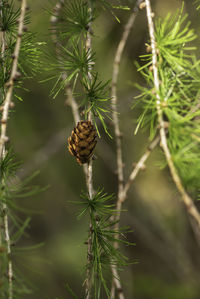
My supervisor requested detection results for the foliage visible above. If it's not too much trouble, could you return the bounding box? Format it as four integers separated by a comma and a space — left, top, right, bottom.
0, 2, 44, 103
135, 8, 200, 193
46, 0, 113, 137
77, 189, 130, 297
0, 1, 43, 297
0, 150, 43, 298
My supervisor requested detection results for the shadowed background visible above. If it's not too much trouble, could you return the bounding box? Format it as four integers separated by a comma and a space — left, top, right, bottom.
8, 0, 200, 298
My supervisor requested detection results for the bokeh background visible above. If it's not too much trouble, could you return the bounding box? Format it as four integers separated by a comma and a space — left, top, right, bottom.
8, 0, 200, 298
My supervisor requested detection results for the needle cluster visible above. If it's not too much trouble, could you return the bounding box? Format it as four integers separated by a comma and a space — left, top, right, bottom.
135, 7, 200, 195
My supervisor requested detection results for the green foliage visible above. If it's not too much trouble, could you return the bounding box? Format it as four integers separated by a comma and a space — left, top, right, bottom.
0, 1, 44, 297
135, 8, 200, 192
49, 42, 95, 98
194, 0, 200, 10
0, 2, 43, 104
0, 0, 20, 33
155, 10, 196, 71
47, 1, 133, 297
82, 74, 112, 137
55, 0, 95, 40
0, 150, 43, 298
77, 189, 130, 298
47, 0, 112, 136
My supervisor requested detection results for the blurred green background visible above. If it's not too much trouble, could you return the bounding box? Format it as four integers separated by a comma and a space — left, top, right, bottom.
8, 0, 200, 298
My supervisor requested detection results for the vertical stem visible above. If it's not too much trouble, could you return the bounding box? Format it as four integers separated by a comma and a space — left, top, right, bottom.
0, 0, 27, 158
2, 205, 13, 299
145, 0, 200, 233
0, 1, 27, 298
110, 3, 140, 297
85, 3, 94, 297
50, 2, 94, 294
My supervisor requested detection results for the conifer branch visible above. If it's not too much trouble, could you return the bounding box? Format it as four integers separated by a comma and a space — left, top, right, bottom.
0, 0, 27, 159
110, 3, 141, 298
2, 205, 13, 299
50, 1, 94, 297
85, 8, 94, 195
145, 0, 200, 233
50, 0, 80, 123
0, 1, 27, 298
85, 3, 94, 298
0, 0, 5, 250
50, 1, 81, 124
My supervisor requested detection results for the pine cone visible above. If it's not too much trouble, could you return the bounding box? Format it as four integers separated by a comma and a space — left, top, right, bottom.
68, 120, 97, 165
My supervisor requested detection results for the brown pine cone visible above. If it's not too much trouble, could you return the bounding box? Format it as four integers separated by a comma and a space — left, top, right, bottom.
68, 120, 97, 165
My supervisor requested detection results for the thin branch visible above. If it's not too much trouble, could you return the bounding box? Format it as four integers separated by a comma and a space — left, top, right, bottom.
111, 4, 140, 215
51, 1, 94, 297
110, 2, 141, 298
0, 0, 27, 159
0, 1, 27, 298
2, 205, 13, 299
0, 0, 5, 255
85, 2, 94, 297
85, 2, 94, 196
50, 0, 80, 124
122, 135, 160, 201
145, 0, 200, 233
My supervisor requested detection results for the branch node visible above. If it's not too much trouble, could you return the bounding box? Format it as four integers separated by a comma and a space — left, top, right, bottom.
5, 80, 13, 88
9, 101, 15, 108
146, 45, 152, 53
139, 2, 146, 10
23, 25, 28, 32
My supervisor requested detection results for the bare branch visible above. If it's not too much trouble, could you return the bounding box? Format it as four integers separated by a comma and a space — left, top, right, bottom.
122, 135, 160, 201
110, 2, 141, 298
2, 205, 13, 299
111, 6, 139, 210
145, 0, 200, 234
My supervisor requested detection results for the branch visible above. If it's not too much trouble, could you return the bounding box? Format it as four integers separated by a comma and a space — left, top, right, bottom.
2, 205, 13, 299
84, 3, 94, 297
111, 4, 140, 210
110, 2, 141, 298
51, 1, 94, 297
122, 135, 160, 201
145, 0, 200, 234
0, 1, 27, 298
0, 0, 27, 159
50, 0, 80, 124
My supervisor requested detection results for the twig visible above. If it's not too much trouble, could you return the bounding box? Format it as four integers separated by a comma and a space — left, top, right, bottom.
50, 1, 80, 124
85, 2, 94, 297
111, 3, 140, 215
2, 206, 13, 299
122, 135, 160, 201
145, 0, 200, 234
51, 1, 94, 297
0, 0, 5, 255
0, 1, 27, 298
110, 2, 141, 298
0, 0, 26, 159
